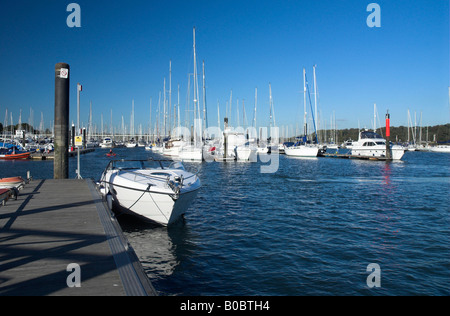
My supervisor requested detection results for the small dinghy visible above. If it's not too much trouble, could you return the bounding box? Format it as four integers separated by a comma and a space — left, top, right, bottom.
0, 176, 25, 189
98, 158, 201, 226
0, 148, 31, 160
0, 176, 26, 200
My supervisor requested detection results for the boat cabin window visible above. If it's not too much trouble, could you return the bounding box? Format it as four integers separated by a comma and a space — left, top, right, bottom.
361, 131, 383, 139
111, 159, 176, 170
363, 142, 376, 147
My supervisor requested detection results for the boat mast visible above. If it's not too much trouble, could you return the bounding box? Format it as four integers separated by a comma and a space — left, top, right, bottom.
121, 115, 124, 142
149, 98, 152, 142
163, 77, 166, 138
202, 60, 207, 133
373, 103, 377, 133
192, 26, 199, 146
253, 87, 257, 131
169, 60, 172, 137
303, 67, 307, 140
177, 84, 180, 137
313, 65, 318, 142
217, 100, 220, 130
131, 99, 135, 140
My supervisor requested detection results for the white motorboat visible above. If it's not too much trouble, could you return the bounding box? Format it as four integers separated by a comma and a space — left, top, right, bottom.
351, 130, 405, 160
429, 145, 450, 153
100, 137, 115, 148
284, 143, 319, 157
98, 158, 201, 226
125, 139, 137, 148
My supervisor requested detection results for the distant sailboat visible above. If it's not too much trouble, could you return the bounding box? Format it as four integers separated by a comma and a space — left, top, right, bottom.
179, 27, 203, 161
284, 67, 319, 157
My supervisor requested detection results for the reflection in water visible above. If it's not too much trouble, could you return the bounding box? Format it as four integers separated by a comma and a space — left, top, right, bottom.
118, 215, 195, 282
369, 162, 401, 271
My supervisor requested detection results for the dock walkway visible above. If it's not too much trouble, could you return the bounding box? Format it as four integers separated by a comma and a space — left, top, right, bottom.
0, 178, 156, 296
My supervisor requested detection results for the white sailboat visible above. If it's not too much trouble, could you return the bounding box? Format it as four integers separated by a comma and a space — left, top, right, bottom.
284, 67, 319, 157
179, 27, 203, 161
430, 145, 450, 153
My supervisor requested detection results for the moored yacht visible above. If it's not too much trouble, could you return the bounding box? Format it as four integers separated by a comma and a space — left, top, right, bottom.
284, 143, 319, 157
429, 145, 450, 153
98, 158, 201, 226
100, 137, 115, 148
351, 130, 405, 160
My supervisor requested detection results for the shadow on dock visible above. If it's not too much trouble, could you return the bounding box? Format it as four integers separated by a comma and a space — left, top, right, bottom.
0, 179, 156, 296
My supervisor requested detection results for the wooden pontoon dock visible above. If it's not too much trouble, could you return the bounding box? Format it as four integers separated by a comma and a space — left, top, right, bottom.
0, 178, 156, 296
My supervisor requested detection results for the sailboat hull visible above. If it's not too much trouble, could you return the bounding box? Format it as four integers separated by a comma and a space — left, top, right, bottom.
284, 145, 319, 157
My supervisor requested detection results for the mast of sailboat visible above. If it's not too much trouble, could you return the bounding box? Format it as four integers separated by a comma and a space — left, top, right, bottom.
177, 84, 180, 138
169, 60, 172, 137
202, 60, 208, 134
131, 99, 135, 140
149, 98, 152, 142
373, 103, 377, 133
237, 98, 239, 127
253, 87, 257, 130
193, 26, 197, 146
269, 83, 274, 129
157, 90, 161, 142
229, 90, 232, 127
313, 65, 318, 143
110, 108, 113, 139
121, 115, 124, 142
163, 77, 166, 138
88, 101, 92, 141
217, 100, 220, 130
303, 67, 307, 140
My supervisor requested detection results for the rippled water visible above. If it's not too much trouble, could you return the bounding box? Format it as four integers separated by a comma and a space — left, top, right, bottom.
2, 148, 449, 295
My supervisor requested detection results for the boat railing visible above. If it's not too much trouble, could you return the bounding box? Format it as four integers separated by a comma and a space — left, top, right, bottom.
102, 158, 200, 187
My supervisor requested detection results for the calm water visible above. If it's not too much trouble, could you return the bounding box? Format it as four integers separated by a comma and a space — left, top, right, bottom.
1, 148, 449, 295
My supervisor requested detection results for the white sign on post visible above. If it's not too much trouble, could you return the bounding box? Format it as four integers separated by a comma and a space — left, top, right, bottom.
60, 68, 69, 79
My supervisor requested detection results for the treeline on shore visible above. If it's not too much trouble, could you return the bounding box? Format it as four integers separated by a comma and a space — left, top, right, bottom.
284, 123, 450, 144
2, 122, 450, 144
321, 124, 450, 144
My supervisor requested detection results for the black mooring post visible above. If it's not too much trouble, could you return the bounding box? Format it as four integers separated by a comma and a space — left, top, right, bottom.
223, 117, 228, 158
54, 63, 70, 179
71, 124, 75, 150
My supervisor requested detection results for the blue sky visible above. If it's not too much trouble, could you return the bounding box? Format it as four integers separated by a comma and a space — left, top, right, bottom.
0, 0, 448, 136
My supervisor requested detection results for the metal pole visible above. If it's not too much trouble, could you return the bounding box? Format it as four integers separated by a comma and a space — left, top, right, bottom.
76, 83, 82, 179
54, 63, 70, 179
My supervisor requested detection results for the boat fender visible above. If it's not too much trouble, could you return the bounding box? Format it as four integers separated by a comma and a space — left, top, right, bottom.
106, 193, 113, 210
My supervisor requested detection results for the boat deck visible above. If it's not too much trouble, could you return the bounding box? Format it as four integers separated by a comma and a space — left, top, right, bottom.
0, 178, 156, 296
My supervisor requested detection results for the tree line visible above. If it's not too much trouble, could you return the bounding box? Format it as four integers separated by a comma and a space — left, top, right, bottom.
328, 124, 450, 144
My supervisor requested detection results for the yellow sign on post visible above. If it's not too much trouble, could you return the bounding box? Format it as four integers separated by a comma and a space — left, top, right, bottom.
75, 136, 83, 147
